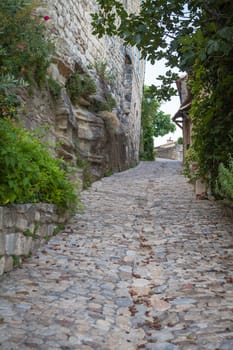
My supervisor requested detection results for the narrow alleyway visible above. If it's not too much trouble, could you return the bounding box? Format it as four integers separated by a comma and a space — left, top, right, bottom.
0, 159, 233, 350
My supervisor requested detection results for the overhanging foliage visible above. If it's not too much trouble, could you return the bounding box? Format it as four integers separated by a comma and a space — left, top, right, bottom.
92, 0, 233, 191
140, 86, 175, 161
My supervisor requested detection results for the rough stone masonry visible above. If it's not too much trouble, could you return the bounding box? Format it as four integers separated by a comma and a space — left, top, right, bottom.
23, 0, 145, 178
0, 0, 144, 277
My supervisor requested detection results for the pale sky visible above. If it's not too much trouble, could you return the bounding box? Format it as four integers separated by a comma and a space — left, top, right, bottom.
144, 60, 183, 146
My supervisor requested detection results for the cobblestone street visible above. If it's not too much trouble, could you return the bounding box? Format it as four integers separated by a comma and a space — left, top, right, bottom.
0, 159, 233, 350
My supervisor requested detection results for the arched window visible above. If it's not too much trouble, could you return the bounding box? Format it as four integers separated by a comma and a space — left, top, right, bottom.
125, 54, 132, 65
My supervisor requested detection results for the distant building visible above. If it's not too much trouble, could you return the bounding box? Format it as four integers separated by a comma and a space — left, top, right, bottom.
155, 138, 183, 161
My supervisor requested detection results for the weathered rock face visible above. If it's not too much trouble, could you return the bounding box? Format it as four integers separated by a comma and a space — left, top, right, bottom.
22, 0, 145, 179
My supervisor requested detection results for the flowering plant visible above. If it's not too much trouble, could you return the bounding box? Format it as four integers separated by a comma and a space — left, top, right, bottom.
0, 0, 53, 85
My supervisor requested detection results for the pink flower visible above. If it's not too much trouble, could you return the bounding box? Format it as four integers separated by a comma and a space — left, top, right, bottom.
44, 15, 50, 21
17, 45, 25, 51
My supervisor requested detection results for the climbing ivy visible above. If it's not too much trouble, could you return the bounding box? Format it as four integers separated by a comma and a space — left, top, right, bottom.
216, 158, 233, 201
188, 6, 233, 188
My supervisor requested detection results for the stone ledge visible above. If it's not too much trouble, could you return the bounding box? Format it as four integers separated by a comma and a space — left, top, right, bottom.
0, 203, 70, 275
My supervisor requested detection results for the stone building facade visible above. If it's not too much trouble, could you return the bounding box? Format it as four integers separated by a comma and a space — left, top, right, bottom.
23, 0, 145, 179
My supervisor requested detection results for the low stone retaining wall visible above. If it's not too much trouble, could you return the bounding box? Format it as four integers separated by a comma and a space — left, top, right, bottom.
0, 204, 70, 275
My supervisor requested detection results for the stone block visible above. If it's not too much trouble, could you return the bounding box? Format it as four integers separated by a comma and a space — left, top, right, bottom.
4, 256, 13, 273
75, 108, 104, 125
0, 207, 3, 230
0, 256, 5, 275
78, 126, 94, 140
56, 118, 69, 130
47, 224, 57, 237
15, 204, 32, 214
3, 208, 16, 228
35, 211, 41, 222
47, 63, 66, 84
28, 223, 35, 234
20, 236, 33, 256
195, 179, 207, 199
37, 224, 47, 237
0, 232, 5, 255
5, 233, 32, 256
78, 139, 91, 153
15, 217, 28, 232
22, 204, 36, 221
5, 233, 18, 255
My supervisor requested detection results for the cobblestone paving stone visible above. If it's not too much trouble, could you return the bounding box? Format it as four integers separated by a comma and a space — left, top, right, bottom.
0, 159, 233, 350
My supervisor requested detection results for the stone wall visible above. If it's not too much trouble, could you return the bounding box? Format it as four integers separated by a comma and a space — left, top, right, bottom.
21, 0, 145, 179
0, 1, 144, 275
0, 204, 69, 275
155, 142, 183, 161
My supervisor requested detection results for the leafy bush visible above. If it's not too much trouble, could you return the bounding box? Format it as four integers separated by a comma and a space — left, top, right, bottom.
216, 159, 233, 200
0, 1, 78, 212
66, 72, 96, 104
0, 73, 28, 92
76, 155, 93, 190
0, 0, 53, 85
94, 60, 115, 87
47, 77, 62, 99
0, 91, 19, 119
177, 137, 183, 145
0, 73, 29, 119
140, 86, 175, 161
97, 92, 116, 112
0, 118, 78, 210
140, 121, 155, 161
183, 146, 199, 183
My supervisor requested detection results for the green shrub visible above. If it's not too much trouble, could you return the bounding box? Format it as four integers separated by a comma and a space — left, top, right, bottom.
0, 91, 19, 119
139, 119, 155, 161
0, 0, 53, 86
0, 118, 78, 210
0, 73, 29, 119
97, 92, 116, 112
177, 137, 183, 145
47, 78, 62, 99
0, 73, 28, 93
66, 72, 96, 104
53, 224, 65, 236
94, 60, 115, 87
183, 146, 199, 183
216, 159, 233, 200
76, 155, 93, 189
23, 229, 37, 239
12, 255, 21, 267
